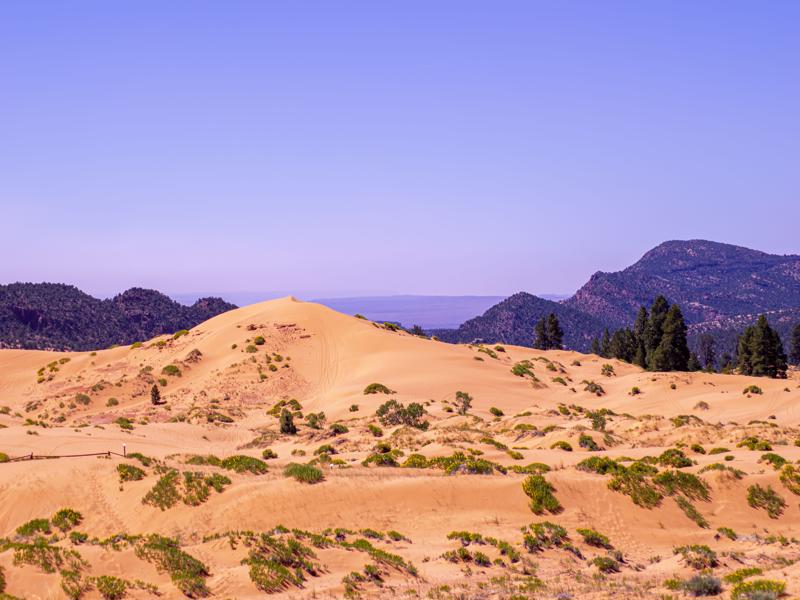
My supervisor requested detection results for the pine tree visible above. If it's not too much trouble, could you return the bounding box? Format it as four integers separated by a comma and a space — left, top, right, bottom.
737, 328, 754, 375
546, 313, 564, 350
610, 329, 636, 363
791, 323, 800, 366
600, 329, 611, 359
632, 306, 649, 368
644, 295, 670, 368
697, 334, 717, 371
687, 352, 702, 371
533, 318, 549, 350
649, 304, 689, 371
279, 408, 297, 434
150, 384, 162, 406
591, 337, 601, 356
719, 351, 733, 373
745, 315, 787, 378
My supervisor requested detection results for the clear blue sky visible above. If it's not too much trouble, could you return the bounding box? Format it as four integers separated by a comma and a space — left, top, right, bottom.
2, 1, 798, 299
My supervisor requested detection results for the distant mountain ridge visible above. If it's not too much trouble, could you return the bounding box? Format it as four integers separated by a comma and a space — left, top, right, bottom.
437, 240, 800, 352
0, 283, 236, 351
431, 292, 609, 349
564, 240, 800, 328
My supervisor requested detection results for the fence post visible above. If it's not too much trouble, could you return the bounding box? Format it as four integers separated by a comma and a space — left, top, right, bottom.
123, 444, 127, 458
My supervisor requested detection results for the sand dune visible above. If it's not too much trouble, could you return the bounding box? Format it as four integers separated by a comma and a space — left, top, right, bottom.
1, 297, 799, 599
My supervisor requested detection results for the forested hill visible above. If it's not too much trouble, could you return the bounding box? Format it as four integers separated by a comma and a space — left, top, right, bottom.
0, 283, 236, 351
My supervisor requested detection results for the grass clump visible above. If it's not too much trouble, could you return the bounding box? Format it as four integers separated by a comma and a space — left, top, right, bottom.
577, 456, 624, 476
135, 534, 209, 597
522, 475, 562, 515
747, 484, 786, 518
738, 436, 772, 451
284, 463, 325, 484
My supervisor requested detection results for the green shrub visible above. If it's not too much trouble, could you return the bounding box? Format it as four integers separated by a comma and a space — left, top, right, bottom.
591, 556, 619, 573
550, 441, 572, 452
305, 412, 326, 430
142, 470, 181, 510
403, 454, 429, 469
284, 463, 325, 484
730, 579, 785, 600
489, 407, 504, 417
582, 380, 605, 396
173, 330, 189, 339
682, 574, 722, 597
364, 383, 394, 395
220, 455, 269, 474
16, 518, 51, 537
630, 386, 641, 395
261, 449, 278, 460
675, 496, 709, 528
75, 393, 90, 405
742, 385, 763, 395
106, 398, 119, 407
367, 423, 383, 437
578, 434, 600, 451
724, 568, 763, 584
349, 404, 359, 412
114, 417, 134, 430
708, 447, 730, 455
673, 545, 718, 570
51, 509, 82, 532
601, 363, 615, 376
279, 409, 297, 435
747, 484, 785, 518
161, 364, 181, 377
135, 534, 209, 597
780, 464, 800, 494
245, 344, 258, 353
738, 436, 772, 451
362, 453, 398, 467
760, 452, 787, 470
717, 527, 738, 540
653, 470, 710, 501
575, 528, 611, 548
608, 471, 663, 508
576, 456, 624, 476
523, 521, 568, 551
657, 448, 692, 468
94, 575, 127, 600
330, 423, 349, 435
253, 335, 265, 345
375, 400, 428, 429
0, 452, 9, 463
522, 476, 562, 515
690, 443, 706, 454
117, 463, 146, 482
455, 391, 472, 415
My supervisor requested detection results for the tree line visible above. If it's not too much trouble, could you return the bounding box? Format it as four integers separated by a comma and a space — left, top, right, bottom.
534, 295, 800, 379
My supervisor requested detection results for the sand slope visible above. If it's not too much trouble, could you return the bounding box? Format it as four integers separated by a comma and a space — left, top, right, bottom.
1, 297, 799, 599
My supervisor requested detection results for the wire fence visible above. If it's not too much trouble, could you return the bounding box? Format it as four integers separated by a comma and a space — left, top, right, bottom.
3, 448, 128, 462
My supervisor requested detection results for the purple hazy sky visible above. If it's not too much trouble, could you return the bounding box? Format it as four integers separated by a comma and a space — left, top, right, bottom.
2, 1, 798, 299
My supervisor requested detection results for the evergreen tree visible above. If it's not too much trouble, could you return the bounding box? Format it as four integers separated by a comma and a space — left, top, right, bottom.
150, 384, 161, 406
687, 352, 702, 371
632, 306, 649, 368
719, 351, 733, 373
533, 318, 549, 350
737, 328, 754, 375
591, 337, 601, 356
644, 295, 670, 367
742, 315, 787, 378
649, 304, 689, 371
790, 323, 800, 366
279, 408, 297, 434
600, 329, 611, 359
546, 313, 564, 350
610, 329, 636, 363
697, 334, 717, 371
